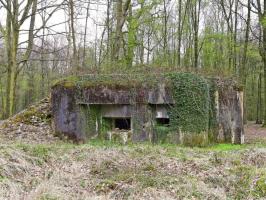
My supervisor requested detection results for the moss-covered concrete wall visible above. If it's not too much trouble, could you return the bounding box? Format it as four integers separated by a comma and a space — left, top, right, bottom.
217, 81, 244, 144
51, 86, 82, 141
51, 73, 244, 145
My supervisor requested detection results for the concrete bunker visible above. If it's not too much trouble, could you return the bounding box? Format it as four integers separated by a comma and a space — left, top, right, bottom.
51, 73, 244, 146
101, 105, 132, 130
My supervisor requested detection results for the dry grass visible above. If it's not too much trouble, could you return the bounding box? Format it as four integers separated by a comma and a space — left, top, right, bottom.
0, 141, 265, 200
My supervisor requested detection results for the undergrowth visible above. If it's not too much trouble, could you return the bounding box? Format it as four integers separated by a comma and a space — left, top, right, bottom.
0, 141, 265, 199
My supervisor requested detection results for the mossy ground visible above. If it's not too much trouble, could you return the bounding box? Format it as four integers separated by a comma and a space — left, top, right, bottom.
0, 139, 266, 199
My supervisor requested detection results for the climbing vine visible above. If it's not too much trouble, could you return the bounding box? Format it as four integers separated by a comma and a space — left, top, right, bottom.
207, 79, 219, 142
167, 73, 210, 134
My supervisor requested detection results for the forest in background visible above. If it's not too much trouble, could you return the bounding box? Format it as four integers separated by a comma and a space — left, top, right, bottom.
0, 0, 264, 124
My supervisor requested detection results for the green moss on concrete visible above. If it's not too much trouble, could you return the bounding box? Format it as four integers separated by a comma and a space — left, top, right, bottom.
154, 125, 170, 143
52, 74, 171, 90
83, 105, 101, 138
101, 118, 113, 139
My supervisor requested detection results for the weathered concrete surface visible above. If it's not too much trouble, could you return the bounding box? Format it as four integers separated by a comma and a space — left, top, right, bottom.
153, 105, 169, 118
51, 78, 244, 144
52, 87, 75, 139
101, 105, 132, 118
51, 84, 173, 142
218, 89, 244, 144
132, 104, 154, 142
51, 86, 87, 141
76, 85, 174, 105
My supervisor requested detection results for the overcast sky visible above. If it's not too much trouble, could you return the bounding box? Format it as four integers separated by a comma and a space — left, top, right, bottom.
0, 0, 107, 48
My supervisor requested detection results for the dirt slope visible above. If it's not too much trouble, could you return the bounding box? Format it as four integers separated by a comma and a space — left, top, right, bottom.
245, 122, 266, 143
0, 98, 59, 144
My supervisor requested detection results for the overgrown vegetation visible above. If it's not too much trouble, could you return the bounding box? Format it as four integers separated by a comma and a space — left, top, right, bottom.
53, 73, 170, 89
0, 140, 266, 199
167, 73, 210, 146
1, 98, 51, 127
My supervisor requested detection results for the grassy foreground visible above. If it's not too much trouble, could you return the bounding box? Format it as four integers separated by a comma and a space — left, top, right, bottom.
0, 141, 266, 200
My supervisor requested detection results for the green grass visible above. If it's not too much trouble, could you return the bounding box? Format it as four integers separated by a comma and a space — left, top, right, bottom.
83, 139, 265, 154
255, 175, 266, 197
13, 139, 266, 152
11, 140, 266, 162
39, 194, 59, 200
205, 143, 246, 151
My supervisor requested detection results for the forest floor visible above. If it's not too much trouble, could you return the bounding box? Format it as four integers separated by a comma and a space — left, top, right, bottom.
0, 101, 266, 199
245, 122, 266, 144
0, 124, 265, 200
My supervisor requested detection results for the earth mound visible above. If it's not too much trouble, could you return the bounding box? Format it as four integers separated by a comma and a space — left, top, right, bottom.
0, 98, 59, 144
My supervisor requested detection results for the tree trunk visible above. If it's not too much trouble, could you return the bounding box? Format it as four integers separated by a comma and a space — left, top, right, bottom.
177, 0, 182, 68
193, 0, 200, 69
263, 0, 266, 126
69, 0, 78, 73
241, 0, 250, 124
233, 0, 238, 72
82, 0, 90, 68
106, 0, 111, 65
126, 3, 134, 67
256, 71, 262, 124
41, 4, 46, 99
4, 0, 12, 118
113, 0, 123, 61
163, 0, 168, 65
8, 23, 19, 116
263, 43, 266, 126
